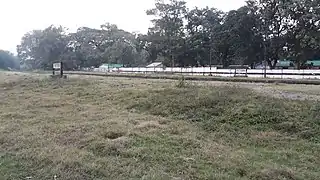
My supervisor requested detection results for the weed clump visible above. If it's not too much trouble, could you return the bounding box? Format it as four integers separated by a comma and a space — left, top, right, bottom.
175, 76, 188, 88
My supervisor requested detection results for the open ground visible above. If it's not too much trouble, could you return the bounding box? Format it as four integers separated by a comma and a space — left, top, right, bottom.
0, 71, 319, 180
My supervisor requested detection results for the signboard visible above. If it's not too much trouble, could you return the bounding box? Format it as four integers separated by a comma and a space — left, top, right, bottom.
52, 62, 65, 78
53, 63, 61, 69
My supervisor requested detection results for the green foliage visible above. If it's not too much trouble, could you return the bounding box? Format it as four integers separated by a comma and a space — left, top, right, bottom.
0, 50, 20, 70
17, 24, 149, 70
284, 0, 320, 68
17, 25, 69, 70
16, 0, 320, 70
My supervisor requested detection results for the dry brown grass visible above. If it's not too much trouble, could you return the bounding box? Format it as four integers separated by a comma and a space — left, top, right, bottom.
0, 72, 319, 180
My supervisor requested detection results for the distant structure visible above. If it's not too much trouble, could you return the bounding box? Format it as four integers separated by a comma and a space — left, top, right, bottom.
253, 60, 320, 69
275, 60, 320, 69
275, 60, 294, 69
99, 63, 123, 72
305, 60, 320, 69
254, 63, 271, 69
146, 62, 163, 68
51, 62, 66, 78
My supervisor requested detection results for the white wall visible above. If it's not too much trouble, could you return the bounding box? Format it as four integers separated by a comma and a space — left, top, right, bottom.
96, 67, 320, 79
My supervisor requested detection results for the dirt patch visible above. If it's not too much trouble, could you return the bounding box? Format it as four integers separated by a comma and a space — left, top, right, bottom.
252, 131, 283, 139
135, 121, 163, 133
103, 131, 126, 140
250, 168, 297, 180
201, 142, 231, 159
198, 80, 320, 101
251, 86, 320, 101
136, 121, 161, 128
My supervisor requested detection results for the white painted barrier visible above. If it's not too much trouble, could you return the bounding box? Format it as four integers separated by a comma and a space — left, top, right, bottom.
97, 67, 320, 79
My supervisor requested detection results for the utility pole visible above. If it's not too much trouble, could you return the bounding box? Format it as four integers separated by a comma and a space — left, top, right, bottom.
209, 47, 212, 76
169, 35, 174, 69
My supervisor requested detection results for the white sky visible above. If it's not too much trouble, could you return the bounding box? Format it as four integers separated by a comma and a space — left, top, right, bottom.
0, 0, 245, 53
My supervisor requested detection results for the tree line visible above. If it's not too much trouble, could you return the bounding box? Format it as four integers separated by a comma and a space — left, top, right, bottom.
0, 50, 20, 70
17, 0, 320, 70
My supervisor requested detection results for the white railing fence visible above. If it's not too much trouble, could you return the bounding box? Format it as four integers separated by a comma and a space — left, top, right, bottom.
93, 67, 320, 79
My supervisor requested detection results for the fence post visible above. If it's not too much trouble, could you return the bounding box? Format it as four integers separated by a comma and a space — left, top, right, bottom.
60, 62, 64, 78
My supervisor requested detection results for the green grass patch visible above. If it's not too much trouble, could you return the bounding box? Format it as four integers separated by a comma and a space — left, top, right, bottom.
126, 86, 320, 142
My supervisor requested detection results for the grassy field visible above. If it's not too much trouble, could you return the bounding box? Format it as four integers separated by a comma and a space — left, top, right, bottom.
0, 72, 319, 180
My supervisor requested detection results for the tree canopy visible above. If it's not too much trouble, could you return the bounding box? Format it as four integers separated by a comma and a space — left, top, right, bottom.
17, 0, 320, 70
0, 50, 20, 70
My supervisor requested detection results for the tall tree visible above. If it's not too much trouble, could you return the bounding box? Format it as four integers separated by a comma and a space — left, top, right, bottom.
69, 24, 147, 68
146, 0, 187, 66
185, 7, 223, 66
284, 0, 320, 68
216, 6, 262, 67
16, 0, 320, 70
17, 25, 69, 69
247, 0, 289, 69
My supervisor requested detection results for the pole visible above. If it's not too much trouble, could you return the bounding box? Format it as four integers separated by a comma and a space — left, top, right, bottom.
60, 62, 64, 78
209, 48, 212, 76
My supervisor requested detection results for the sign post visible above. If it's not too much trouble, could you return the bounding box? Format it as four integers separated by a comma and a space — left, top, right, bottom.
52, 62, 66, 78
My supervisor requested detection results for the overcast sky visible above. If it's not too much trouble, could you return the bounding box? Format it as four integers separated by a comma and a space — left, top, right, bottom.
0, 0, 245, 53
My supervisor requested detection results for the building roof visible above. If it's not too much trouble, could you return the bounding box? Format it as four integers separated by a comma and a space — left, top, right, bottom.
146, 62, 163, 68
306, 60, 320, 66
100, 64, 123, 68
275, 60, 320, 67
276, 60, 293, 67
